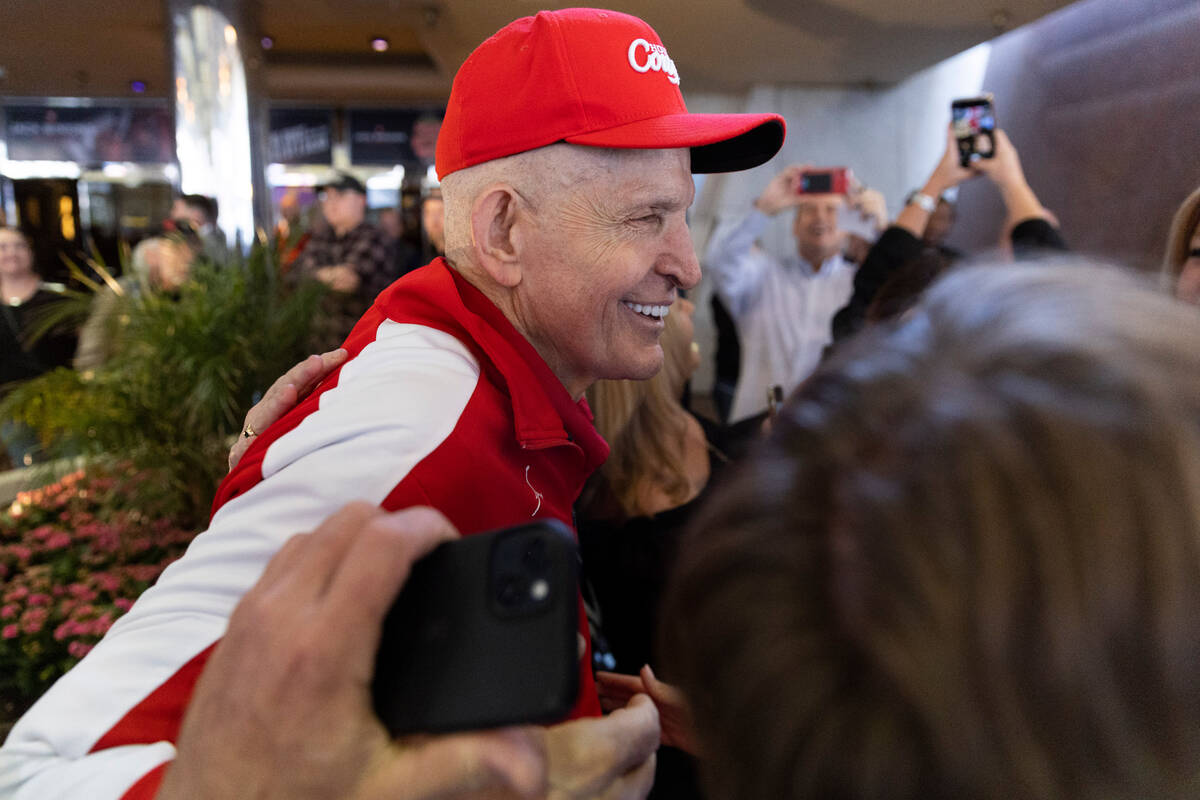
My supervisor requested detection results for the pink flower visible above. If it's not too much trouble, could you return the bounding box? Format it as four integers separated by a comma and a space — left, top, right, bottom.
30, 525, 56, 541
8, 546, 32, 563
44, 532, 72, 550
67, 641, 93, 659
2, 624, 17, 639
94, 531, 121, 553
113, 598, 133, 612
68, 584, 99, 602
0, 604, 17, 620
27, 593, 50, 607
126, 565, 163, 583
6, 586, 29, 602
20, 608, 47, 634
92, 573, 121, 593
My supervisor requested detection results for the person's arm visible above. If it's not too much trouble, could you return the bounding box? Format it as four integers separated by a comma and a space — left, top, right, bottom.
0, 326, 484, 799
73, 286, 122, 371
596, 665, 697, 756
1010, 218, 1067, 256
703, 165, 807, 315
894, 126, 976, 239
228, 348, 349, 470
973, 129, 1067, 255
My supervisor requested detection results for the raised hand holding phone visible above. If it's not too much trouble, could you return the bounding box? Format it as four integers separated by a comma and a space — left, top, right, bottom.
753, 163, 811, 215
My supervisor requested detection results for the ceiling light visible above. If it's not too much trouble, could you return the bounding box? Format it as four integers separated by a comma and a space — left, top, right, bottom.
371, 37, 389, 52
261, 36, 274, 50
130, 80, 147, 93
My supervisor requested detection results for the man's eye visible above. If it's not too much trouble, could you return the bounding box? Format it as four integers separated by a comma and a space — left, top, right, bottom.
634, 214, 663, 226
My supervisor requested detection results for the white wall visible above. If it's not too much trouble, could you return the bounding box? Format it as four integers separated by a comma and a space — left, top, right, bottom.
682, 43, 991, 393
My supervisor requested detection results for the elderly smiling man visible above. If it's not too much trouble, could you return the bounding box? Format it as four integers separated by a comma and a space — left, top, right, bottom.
0, 8, 783, 800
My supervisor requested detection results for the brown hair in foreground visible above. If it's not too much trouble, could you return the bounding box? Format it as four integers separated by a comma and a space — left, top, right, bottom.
662, 260, 1200, 800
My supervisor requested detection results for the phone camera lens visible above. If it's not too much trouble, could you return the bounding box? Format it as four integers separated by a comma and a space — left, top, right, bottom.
497, 575, 524, 607
529, 578, 549, 602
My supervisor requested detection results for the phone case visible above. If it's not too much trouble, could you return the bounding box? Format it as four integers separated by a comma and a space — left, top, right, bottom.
952, 96, 996, 167
798, 168, 849, 195
372, 519, 580, 735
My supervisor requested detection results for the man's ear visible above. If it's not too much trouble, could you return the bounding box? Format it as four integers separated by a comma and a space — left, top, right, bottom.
470, 184, 526, 288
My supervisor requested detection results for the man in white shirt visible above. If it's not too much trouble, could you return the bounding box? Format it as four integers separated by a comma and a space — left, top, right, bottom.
704, 165, 857, 426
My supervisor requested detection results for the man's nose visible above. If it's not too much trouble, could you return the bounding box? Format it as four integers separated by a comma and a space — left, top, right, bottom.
660, 218, 701, 290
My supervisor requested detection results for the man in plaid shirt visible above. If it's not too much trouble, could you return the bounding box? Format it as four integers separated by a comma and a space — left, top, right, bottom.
293, 172, 398, 347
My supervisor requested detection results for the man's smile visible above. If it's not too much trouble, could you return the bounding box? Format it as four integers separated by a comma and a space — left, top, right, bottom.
622, 300, 672, 319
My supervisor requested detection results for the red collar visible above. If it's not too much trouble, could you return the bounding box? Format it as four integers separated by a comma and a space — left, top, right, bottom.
381, 259, 609, 472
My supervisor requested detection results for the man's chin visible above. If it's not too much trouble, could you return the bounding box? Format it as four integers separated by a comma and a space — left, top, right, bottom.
606, 351, 665, 383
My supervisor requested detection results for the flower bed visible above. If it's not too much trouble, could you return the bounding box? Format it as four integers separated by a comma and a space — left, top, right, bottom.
0, 466, 197, 726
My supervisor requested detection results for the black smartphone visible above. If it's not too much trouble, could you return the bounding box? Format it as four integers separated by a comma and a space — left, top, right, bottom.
952, 95, 996, 168
371, 519, 580, 736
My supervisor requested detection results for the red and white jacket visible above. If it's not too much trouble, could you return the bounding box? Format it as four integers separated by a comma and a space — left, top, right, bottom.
0, 260, 610, 799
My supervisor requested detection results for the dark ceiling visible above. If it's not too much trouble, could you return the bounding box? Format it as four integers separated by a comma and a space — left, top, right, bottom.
0, 0, 1080, 105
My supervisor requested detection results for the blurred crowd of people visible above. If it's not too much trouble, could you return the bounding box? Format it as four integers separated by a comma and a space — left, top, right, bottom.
2, 7, 1200, 800
0, 175, 449, 467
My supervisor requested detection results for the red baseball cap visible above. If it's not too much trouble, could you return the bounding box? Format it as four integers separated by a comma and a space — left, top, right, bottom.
435, 8, 785, 179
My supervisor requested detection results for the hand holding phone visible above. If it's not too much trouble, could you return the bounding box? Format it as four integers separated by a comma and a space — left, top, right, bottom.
372, 519, 580, 736
952, 95, 997, 168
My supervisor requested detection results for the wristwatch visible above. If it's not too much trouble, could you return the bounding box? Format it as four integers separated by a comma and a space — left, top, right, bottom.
909, 192, 937, 213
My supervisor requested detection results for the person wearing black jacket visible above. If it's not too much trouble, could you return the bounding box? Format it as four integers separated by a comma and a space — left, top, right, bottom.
833, 128, 1065, 342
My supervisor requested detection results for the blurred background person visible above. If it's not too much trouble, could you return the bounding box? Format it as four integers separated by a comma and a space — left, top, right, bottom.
0, 226, 77, 466
74, 224, 201, 370
376, 206, 424, 277
1163, 186, 1200, 305
580, 297, 714, 798
168, 193, 224, 262
421, 186, 445, 258
703, 164, 861, 449
663, 261, 1200, 800
291, 172, 397, 347
578, 298, 714, 675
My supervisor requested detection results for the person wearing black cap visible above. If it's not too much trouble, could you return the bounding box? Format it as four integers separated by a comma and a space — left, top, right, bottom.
0, 9, 783, 799
293, 171, 398, 347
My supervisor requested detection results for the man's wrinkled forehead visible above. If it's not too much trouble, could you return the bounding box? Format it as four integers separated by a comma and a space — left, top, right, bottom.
544, 145, 693, 201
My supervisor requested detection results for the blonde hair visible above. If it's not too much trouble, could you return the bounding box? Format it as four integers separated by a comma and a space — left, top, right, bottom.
583, 304, 696, 519
1162, 186, 1200, 284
